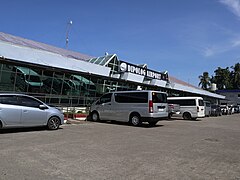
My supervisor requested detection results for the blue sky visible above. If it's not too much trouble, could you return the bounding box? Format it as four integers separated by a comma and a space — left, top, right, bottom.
0, 0, 240, 86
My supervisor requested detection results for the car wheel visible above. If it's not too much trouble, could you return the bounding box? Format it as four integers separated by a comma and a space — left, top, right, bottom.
91, 111, 99, 122
183, 112, 191, 120
130, 114, 142, 126
47, 116, 60, 130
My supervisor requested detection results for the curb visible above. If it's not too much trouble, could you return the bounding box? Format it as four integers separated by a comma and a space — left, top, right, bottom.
64, 119, 89, 124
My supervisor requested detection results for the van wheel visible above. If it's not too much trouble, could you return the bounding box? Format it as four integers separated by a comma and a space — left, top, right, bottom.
130, 114, 142, 126
0, 121, 2, 129
47, 116, 60, 130
91, 111, 99, 122
183, 112, 191, 120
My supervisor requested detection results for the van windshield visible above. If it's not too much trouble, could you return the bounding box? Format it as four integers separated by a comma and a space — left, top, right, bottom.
152, 93, 167, 103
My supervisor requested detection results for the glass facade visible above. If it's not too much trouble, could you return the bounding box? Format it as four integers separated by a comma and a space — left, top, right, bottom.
0, 59, 220, 107
0, 61, 149, 107
2, 51, 218, 108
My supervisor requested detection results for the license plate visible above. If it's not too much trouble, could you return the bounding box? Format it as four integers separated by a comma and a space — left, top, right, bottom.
158, 106, 165, 111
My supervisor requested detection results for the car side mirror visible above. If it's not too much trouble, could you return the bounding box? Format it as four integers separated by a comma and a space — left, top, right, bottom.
39, 104, 48, 110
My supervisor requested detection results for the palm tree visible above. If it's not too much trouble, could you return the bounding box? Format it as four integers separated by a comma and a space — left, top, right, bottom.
198, 72, 211, 90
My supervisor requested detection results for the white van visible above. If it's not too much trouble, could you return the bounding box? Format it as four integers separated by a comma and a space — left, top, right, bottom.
90, 90, 168, 126
167, 97, 205, 120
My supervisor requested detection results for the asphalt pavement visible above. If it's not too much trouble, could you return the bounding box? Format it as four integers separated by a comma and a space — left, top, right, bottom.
0, 114, 240, 180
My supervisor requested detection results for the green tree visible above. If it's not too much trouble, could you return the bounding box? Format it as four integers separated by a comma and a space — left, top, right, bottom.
231, 63, 240, 89
213, 67, 232, 90
198, 72, 211, 90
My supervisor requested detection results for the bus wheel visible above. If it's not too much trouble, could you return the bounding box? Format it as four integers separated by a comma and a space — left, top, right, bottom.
183, 112, 191, 120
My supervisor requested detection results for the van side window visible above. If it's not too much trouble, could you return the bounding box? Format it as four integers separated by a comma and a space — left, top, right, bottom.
168, 99, 196, 106
114, 92, 148, 103
99, 93, 112, 104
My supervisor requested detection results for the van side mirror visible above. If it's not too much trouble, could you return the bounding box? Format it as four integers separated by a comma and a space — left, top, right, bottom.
39, 104, 48, 110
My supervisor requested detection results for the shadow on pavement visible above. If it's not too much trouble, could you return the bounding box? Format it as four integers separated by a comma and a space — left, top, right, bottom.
0, 126, 63, 134
89, 120, 164, 128
167, 117, 202, 121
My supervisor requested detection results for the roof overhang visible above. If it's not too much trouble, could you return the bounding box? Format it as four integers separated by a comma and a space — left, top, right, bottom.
0, 40, 111, 77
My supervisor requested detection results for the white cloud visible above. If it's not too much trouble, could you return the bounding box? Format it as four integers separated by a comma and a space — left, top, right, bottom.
231, 39, 240, 46
220, 0, 240, 18
203, 47, 216, 57
201, 37, 240, 57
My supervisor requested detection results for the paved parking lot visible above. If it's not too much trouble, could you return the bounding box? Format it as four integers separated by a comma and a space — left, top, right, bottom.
0, 114, 240, 180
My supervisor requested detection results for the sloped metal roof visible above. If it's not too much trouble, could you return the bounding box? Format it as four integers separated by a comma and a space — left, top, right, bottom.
169, 76, 225, 99
0, 32, 92, 61
0, 32, 111, 77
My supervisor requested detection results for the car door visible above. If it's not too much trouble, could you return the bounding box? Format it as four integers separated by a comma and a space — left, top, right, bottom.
17, 96, 47, 126
0, 95, 21, 126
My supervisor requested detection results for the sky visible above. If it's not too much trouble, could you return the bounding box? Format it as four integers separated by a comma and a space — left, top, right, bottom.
0, 0, 240, 86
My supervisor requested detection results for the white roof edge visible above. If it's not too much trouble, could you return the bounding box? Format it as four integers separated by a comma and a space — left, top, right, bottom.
0, 40, 111, 77
172, 82, 225, 99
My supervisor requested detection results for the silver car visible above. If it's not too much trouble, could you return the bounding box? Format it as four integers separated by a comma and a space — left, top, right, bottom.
0, 94, 64, 130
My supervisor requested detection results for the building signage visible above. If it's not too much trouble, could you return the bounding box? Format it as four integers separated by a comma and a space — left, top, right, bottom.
119, 61, 168, 81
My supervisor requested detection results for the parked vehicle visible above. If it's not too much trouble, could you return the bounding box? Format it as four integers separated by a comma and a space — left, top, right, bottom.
210, 104, 222, 116
232, 105, 240, 113
220, 104, 229, 115
204, 101, 211, 117
168, 103, 180, 118
167, 97, 205, 120
0, 94, 64, 130
90, 90, 168, 126
228, 105, 234, 115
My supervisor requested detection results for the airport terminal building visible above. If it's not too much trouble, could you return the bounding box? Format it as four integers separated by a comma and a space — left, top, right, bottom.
0, 32, 225, 107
